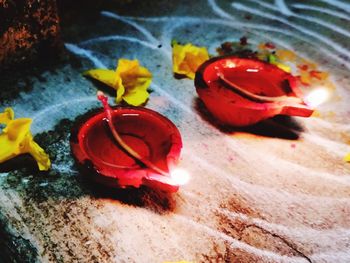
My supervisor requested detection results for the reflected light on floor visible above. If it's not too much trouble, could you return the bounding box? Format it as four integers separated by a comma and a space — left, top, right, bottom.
170, 168, 190, 185
305, 88, 330, 108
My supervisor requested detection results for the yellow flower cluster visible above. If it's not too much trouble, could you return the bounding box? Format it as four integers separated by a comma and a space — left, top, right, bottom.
84, 59, 152, 106
172, 42, 209, 79
0, 108, 51, 171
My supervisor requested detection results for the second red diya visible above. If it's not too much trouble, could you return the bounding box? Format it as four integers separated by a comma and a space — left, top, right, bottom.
70, 107, 183, 192
195, 56, 314, 127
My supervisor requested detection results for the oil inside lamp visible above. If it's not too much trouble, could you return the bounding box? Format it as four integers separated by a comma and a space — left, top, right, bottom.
97, 91, 169, 177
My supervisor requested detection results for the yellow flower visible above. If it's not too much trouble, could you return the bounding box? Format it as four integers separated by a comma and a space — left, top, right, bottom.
344, 153, 350, 162
84, 59, 152, 106
172, 42, 209, 79
275, 49, 296, 62
0, 108, 51, 171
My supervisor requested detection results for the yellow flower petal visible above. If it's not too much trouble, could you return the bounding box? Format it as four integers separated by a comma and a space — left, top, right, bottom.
344, 153, 350, 162
3, 118, 32, 146
0, 108, 51, 171
300, 71, 312, 85
172, 42, 209, 79
83, 69, 118, 88
27, 139, 51, 171
274, 62, 291, 73
116, 59, 152, 105
115, 76, 125, 103
275, 49, 296, 62
84, 59, 152, 106
122, 89, 150, 106
117, 59, 152, 89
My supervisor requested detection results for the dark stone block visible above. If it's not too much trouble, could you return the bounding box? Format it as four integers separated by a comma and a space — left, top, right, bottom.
0, 0, 63, 71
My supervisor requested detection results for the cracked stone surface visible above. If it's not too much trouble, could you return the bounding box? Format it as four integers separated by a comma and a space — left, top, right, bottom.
1, 0, 350, 262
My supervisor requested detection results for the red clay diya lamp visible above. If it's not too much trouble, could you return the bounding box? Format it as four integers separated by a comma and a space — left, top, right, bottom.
195, 56, 314, 127
70, 92, 187, 192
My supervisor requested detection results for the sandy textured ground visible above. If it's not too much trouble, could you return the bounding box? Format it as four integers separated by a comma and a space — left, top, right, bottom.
1, 0, 350, 262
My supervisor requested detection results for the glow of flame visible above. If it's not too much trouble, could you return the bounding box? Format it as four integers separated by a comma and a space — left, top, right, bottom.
170, 168, 190, 185
224, 61, 236, 68
305, 88, 330, 108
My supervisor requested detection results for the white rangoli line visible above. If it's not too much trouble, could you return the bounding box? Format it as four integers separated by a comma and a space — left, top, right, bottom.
311, 251, 350, 262
318, 0, 350, 14
80, 35, 159, 50
219, 209, 350, 255
32, 96, 97, 122
274, 0, 293, 16
184, 150, 350, 203
182, 191, 350, 235
101, 11, 160, 45
207, 0, 235, 20
302, 132, 350, 157
247, 0, 350, 39
173, 214, 309, 263
292, 4, 350, 21
307, 117, 350, 131
65, 43, 107, 68
230, 3, 350, 61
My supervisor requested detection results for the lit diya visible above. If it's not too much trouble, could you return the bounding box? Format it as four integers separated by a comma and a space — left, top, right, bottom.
195, 56, 314, 127
70, 92, 187, 192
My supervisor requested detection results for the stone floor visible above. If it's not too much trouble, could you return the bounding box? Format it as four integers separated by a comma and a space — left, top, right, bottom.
1, 0, 350, 262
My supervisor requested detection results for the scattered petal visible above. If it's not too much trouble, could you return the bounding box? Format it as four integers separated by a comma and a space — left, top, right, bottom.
116, 59, 152, 105
265, 42, 276, 49
0, 108, 51, 171
172, 42, 209, 79
84, 59, 152, 106
83, 69, 118, 88
275, 62, 291, 73
276, 49, 296, 62
257, 42, 267, 50
299, 71, 312, 85
310, 70, 329, 81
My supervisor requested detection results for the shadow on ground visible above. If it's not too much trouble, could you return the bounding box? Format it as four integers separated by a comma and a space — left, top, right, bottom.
195, 98, 304, 140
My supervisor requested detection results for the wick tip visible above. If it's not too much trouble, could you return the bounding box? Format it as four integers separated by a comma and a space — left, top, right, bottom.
97, 90, 104, 97
97, 90, 108, 103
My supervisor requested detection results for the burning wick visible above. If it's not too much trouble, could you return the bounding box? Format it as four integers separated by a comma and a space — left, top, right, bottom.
170, 168, 190, 185
217, 72, 303, 104
97, 91, 189, 185
304, 88, 330, 108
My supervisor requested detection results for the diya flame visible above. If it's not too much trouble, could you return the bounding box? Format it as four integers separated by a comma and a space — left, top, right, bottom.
305, 88, 330, 108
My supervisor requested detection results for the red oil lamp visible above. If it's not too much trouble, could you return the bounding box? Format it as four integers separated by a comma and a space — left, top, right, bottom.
195, 56, 314, 127
70, 93, 185, 192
